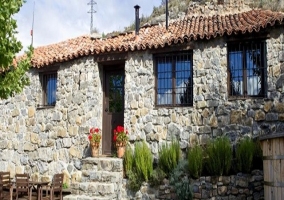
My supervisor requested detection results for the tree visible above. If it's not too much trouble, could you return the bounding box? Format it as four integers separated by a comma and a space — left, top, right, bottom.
0, 0, 33, 99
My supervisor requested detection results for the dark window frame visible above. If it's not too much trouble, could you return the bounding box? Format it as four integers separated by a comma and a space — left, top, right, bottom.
227, 40, 267, 99
154, 51, 193, 107
39, 70, 58, 108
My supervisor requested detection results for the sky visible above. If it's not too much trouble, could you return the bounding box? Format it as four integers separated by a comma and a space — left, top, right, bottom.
15, 0, 161, 50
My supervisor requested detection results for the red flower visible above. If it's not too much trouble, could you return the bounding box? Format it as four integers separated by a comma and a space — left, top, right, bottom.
117, 126, 124, 132
113, 135, 117, 142
113, 125, 128, 145
88, 127, 101, 143
90, 127, 95, 134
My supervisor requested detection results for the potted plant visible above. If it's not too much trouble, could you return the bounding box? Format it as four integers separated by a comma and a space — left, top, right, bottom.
113, 125, 128, 158
88, 127, 101, 157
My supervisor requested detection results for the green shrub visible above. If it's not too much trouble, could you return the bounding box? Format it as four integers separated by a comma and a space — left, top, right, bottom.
134, 141, 153, 182
188, 145, 203, 179
123, 144, 134, 176
205, 136, 232, 176
236, 137, 255, 173
158, 140, 180, 174
126, 170, 143, 191
149, 167, 166, 186
169, 160, 193, 200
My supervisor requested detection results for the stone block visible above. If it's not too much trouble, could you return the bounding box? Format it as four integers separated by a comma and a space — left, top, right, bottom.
254, 110, 265, 121
230, 110, 242, 124
265, 113, 278, 121
98, 158, 123, 172
218, 186, 227, 196
274, 102, 284, 113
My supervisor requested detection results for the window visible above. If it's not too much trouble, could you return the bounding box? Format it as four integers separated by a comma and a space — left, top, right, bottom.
40, 72, 57, 106
154, 51, 193, 106
228, 40, 267, 98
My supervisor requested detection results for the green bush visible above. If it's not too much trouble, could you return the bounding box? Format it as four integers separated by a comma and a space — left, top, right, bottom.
188, 145, 203, 179
158, 140, 180, 174
134, 141, 153, 182
169, 160, 193, 200
126, 170, 143, 191
236, 137, 255, 173
149, 167, 166, 186
205, 136, 232, 176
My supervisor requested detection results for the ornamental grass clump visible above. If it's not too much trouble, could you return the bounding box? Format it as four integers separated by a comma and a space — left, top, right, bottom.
188, 145, 203, 179
134, 141, 153, 182
123, 144, 134, 175
205, 136, 232, 176
158, 139, 180, 174
236, 137, 255, 173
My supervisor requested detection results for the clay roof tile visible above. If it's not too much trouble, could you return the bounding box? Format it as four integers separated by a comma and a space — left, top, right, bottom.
31, 9, 284, 68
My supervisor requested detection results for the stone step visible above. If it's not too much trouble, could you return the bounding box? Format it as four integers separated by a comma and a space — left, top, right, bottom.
71, 182, 120, 195
63, 194, 118, 200
81, 171, 122, 183
69, 157, 125, 199
81, 157, 123, 173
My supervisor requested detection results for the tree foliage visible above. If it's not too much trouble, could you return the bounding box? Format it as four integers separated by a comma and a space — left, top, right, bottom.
0, 0, 33, 99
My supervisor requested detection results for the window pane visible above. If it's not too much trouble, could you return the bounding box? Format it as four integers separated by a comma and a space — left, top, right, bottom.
229, 50, 243, 96
155, 51, 192, 106
246, 48, 262, 96
157, 56, 172, 105
176, 59, 192, 105
109, 75, 124, 113
46, 75, 57, 106
228, 41, 265, 97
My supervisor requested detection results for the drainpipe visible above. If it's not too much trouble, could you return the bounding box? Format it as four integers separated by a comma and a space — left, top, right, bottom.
134, 5, 140, 35
166, 0, 168, 30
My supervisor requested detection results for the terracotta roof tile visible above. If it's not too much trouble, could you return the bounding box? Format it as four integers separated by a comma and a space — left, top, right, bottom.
31, 9, 284, 68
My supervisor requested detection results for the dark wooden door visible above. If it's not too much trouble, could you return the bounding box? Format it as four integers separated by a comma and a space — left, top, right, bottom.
102, 68, 124, 155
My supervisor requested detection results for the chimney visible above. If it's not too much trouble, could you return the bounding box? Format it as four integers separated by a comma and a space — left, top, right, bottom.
134, 5, 140, 35
166, 0, 169, 30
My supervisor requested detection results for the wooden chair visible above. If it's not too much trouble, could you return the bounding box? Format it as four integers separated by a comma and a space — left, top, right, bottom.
0, 172, 13, 200
42, 173, 63, 200
15, 174, 31, 200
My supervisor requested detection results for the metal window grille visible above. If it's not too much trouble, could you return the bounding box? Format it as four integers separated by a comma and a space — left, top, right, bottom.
228, 40, 267, 97
154, 51, 193, 106
40, 72, 57, 106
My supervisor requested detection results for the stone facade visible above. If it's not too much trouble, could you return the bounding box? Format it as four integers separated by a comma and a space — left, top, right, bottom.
0, 23, 283, 199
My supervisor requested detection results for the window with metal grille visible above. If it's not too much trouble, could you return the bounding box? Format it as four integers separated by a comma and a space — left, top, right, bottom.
40, 72, 57, 106
228, 40, 267, 98
154, 51, 193, 107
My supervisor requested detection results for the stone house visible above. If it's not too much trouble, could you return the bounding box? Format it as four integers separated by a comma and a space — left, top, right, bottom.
1, 1, 284, 199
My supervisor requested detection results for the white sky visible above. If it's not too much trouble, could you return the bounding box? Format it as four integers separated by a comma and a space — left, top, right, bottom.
15, 0, 161, 49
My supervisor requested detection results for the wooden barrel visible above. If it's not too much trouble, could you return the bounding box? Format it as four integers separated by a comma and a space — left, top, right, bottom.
260, 133, 284, 199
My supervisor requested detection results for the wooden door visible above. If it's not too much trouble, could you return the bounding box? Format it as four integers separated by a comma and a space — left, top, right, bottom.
102, 68, 124, 155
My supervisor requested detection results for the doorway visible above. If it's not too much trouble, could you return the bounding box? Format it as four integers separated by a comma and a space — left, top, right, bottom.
102, 66, 124, 155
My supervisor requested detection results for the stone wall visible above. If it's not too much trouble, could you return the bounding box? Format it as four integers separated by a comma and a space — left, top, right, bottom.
124, 27, 284, 160
130, 170, 264, 199
0, 56, 103, 184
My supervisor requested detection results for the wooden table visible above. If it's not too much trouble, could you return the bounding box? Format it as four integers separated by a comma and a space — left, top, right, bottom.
29, 181, 50, 200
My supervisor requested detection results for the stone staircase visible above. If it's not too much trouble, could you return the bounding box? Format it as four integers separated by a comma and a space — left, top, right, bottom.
64, 157, 125, 200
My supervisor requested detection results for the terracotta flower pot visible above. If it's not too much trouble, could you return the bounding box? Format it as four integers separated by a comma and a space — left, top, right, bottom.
117, 146, 125, 158
90, 142, 100, 157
